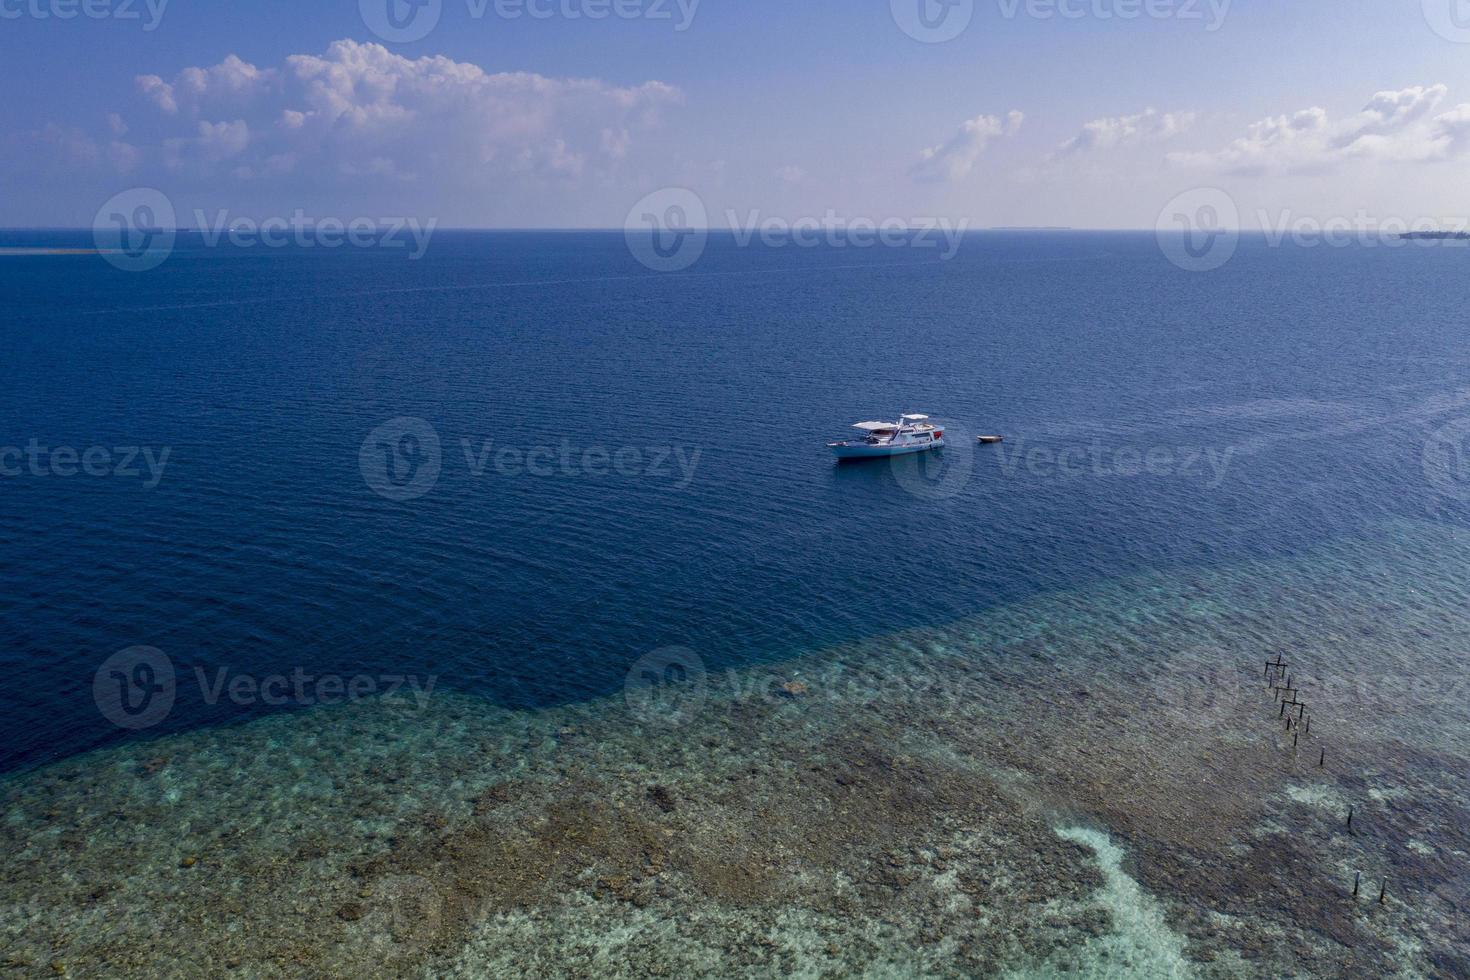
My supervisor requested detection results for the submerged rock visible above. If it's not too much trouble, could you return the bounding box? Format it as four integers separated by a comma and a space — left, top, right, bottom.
647, 785, 676, 813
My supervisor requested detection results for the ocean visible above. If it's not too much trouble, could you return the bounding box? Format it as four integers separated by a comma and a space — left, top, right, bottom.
2, 230, 1468, 976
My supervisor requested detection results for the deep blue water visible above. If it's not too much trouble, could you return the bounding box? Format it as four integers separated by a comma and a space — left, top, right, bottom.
3, 229, 1469, 771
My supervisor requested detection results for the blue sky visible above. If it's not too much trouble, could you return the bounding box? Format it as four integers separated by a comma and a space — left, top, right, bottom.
3, 0, 1470, 228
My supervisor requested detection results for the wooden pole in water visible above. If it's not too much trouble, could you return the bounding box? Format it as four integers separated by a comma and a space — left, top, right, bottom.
1353, 871, 1361, 897
1347, 806, 1354, 831
1319, 748, 1325, 767
1379, 878, 1387, 904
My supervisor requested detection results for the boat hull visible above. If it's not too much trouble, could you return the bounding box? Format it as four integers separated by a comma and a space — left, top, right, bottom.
830, 441, 944, 460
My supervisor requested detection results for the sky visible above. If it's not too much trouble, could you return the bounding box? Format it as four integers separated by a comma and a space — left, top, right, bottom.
3, 0, 1470, 230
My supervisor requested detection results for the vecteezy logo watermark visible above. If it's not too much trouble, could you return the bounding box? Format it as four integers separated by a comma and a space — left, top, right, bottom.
191, 209, 437, 259
892, 0, 974, 42
1422, 417, 1470, 504
359, 418, 704, 500
94, 647, 176, 729
0, 440, 171, 487
624, 646, 707, 726
1156, 187, 1239, 272
93, 188, 176, 272
93, 647, 438, 729
360, 0, 699, 42
360, 418, 443, 502
625, 188, 708, 273
359, 0, 443, 42
1423, 0, 1470, 43
0, 0, 169, 30
888, 426, 976, 501
383, 874, 445, 947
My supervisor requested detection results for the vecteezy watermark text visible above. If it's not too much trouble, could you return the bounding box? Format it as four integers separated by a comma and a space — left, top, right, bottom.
92, 189, 439, 272
622, 648, 1255, 730
624, 187, 971, 272
359, 0, 698, 43
0, 0, 168, 30
891, 0, 1228, 42
996, 0, 1229, 30
191, 209, 437, 259
359, 417, 702, 501
468, 0, 698, 28
94, 646, 437, 730
726, 210, 968, 259
459, 438, 701, 485
1157, 187, 1470, 272
994, 438, 1235, 487
1258, 210, 1470, 248
0, 440, 170, 487
195, 666, 436, 712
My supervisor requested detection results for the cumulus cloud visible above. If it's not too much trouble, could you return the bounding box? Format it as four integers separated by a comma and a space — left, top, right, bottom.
912, 110, 1024, 183
1169, 85, 1470, 175
31, 124, 101, 167
73, 40, 681, 186
1056, 108, 1195, 155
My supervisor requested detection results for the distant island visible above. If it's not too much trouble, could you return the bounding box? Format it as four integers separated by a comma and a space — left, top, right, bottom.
0, 247, 103, 256
989, 226, 1075, 231
1395, 231, 1470, 240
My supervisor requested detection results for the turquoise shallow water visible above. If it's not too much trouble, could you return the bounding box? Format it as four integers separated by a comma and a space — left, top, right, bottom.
3, 517, 1468, 976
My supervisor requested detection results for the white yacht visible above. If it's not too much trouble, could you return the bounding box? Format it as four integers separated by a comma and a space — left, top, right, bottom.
829, 415, 946, 460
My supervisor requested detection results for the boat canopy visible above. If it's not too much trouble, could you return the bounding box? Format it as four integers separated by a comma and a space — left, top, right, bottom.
852, 421, 898, 432
901, 414, 930, 421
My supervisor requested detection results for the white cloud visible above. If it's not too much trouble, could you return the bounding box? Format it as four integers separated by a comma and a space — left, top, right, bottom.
162, 119, 251, 174
1057, 108, 1195, 155
1170, 85, 1470, 175
113, 40, 680, 185
137, 54, 278, 118
599, 127, 631, 159
912, 110, 1024, 183
31, 124, 100, 167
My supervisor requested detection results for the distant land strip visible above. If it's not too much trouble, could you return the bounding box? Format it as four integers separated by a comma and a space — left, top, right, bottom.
0, 248, 105, 256
1394, 231, 1470, 240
